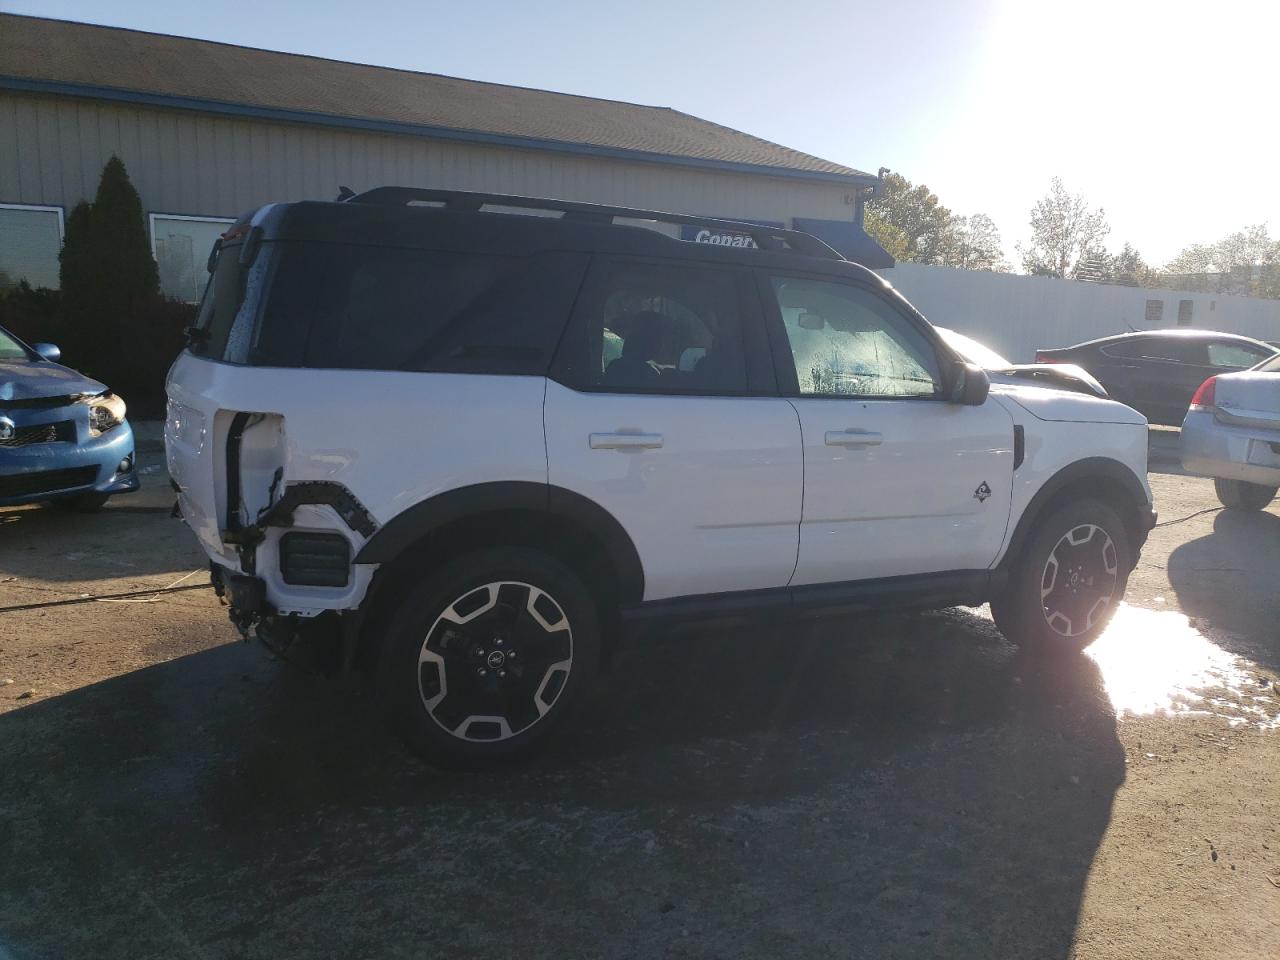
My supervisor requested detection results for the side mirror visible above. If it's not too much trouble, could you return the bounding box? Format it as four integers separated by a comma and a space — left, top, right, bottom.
33, 342, 61, 362
797, 311, 825, 330
949, 361, 990, 406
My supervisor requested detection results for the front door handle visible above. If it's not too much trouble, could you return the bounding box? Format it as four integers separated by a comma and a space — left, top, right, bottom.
825, 429, 883, 447
590, 432, 664, 450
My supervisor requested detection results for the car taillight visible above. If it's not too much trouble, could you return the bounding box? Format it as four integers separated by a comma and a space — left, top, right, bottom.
1189, 376, 1217, 409
1035, 351, 1054, 364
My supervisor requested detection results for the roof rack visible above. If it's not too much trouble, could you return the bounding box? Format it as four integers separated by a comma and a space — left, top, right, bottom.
347, 186, 843, 259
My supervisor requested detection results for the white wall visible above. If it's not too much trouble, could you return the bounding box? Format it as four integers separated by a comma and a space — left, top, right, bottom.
881, 262, 1280, 362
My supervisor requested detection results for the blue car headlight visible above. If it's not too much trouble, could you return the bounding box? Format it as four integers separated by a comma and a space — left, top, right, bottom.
82, 391, 127, 436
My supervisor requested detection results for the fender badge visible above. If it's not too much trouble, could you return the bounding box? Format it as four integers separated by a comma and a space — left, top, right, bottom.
973, 481, 992, 503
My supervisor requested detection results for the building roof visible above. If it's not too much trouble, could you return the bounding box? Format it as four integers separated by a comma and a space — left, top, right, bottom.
0, 14, 873, 185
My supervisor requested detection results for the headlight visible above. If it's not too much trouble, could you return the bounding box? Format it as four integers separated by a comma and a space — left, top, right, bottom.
84, 392, 127, 435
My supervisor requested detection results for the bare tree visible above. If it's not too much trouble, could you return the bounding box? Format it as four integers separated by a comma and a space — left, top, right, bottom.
1019, 178, 1110, 279
940, 213, 1007, 271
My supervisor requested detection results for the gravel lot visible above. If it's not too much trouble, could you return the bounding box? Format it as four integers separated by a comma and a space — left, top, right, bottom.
0, 425, 1277, 959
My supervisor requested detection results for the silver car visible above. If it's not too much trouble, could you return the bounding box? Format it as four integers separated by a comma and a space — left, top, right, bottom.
1181, 351, 1280, 511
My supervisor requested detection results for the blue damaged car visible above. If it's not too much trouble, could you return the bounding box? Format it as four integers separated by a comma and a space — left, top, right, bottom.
0, 324, 139, 510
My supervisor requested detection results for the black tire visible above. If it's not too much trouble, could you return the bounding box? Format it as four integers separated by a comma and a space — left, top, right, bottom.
1213, 478, 1277, 512
991, 498, 1130, 656
49, 492, 111, 512
378, 547, 600, 766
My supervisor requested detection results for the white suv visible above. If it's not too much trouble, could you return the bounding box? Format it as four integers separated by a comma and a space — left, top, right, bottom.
166, 188, 1156, 764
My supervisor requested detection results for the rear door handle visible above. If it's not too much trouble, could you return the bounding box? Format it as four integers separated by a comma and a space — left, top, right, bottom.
589, 432, 664, 450
825, 429, 883, 447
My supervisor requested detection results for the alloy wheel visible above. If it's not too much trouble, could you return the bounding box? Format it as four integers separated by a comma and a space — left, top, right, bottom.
417, 581, 573, 742
1039, 523, 1118, 638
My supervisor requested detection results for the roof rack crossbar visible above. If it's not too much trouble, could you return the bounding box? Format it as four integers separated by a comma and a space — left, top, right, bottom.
349, 186, 842, 259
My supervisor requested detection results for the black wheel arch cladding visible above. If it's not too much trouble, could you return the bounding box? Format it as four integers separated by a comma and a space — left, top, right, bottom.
354, 480, 645, 604
1002, 457, 1151, 572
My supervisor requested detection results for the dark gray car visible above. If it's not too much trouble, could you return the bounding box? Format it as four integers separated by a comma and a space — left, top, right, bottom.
1035, 330, 1277, 426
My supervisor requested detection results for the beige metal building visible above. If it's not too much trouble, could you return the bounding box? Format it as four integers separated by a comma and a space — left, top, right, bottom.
0, 14, 888, 302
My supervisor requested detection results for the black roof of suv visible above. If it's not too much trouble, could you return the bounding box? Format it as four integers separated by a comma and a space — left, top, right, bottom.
244, 187, 885, 283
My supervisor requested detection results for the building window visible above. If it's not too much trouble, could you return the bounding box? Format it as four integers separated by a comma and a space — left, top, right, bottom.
150, 214, 234, 302
1177, 299, 1193, 326
0, 204, 64, 291
1144, 299, 1164, 324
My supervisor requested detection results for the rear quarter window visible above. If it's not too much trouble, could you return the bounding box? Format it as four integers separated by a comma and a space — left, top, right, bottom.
249, 243, 588, 374
190, 240, 245, 360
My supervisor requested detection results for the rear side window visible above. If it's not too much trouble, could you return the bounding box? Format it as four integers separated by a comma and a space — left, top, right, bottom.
1099, 337, 1148, 359
247, 243, 587, 374
1144, 339, 1206, 364
1102, 337, 1204, 363
555, 258, 749, 394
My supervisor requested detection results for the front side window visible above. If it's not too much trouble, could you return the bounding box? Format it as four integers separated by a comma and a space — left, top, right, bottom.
151, 215, 235, 302
1207, 341, 1272, 369
769, 276, 941, 398
0, 204, 63, 291
561, 259, 748, 394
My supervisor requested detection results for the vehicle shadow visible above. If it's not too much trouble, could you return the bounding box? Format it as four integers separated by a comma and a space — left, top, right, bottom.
0, 610, 1123, 960
1167, 508, 1280, 671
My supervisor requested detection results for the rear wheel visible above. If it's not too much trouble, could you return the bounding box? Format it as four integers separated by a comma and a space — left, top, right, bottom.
991, 498, 1130, 656
1213, 478, 1277, 512
379, 547, 600, 766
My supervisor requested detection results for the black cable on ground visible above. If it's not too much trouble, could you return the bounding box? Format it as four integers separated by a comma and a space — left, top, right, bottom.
1154, 506, 1224, 528
0, 582, 210, 614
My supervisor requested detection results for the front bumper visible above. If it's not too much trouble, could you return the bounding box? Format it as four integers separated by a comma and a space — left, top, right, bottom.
1134, 503, 1158, 560
0, 418, 139, 507
1181, 409, 1280, 486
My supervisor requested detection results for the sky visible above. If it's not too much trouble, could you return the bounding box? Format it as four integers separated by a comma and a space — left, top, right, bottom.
4, 0, 1277, 267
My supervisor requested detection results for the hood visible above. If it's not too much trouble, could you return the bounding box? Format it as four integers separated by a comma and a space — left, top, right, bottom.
0, 358, 107, 402
992, 382, 1147, 425
992, 363, 1107, 398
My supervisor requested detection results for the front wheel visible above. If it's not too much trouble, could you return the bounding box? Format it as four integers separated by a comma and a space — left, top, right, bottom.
991, 498, 1131, 656
378, 548, 600, 766
1214, 478, 1277, 512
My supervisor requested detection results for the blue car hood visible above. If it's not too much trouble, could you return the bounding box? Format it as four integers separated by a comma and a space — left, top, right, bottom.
0, 358, 107, 401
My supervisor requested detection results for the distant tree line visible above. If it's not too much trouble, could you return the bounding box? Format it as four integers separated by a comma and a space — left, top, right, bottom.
867, 171, 1280, 299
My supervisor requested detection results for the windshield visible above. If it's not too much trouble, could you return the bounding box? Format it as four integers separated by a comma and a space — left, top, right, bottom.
937, 327, 1010, 368
0, 326, 34, 361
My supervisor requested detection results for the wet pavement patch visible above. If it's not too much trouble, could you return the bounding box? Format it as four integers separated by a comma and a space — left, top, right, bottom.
1084, 604, 1279, 730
